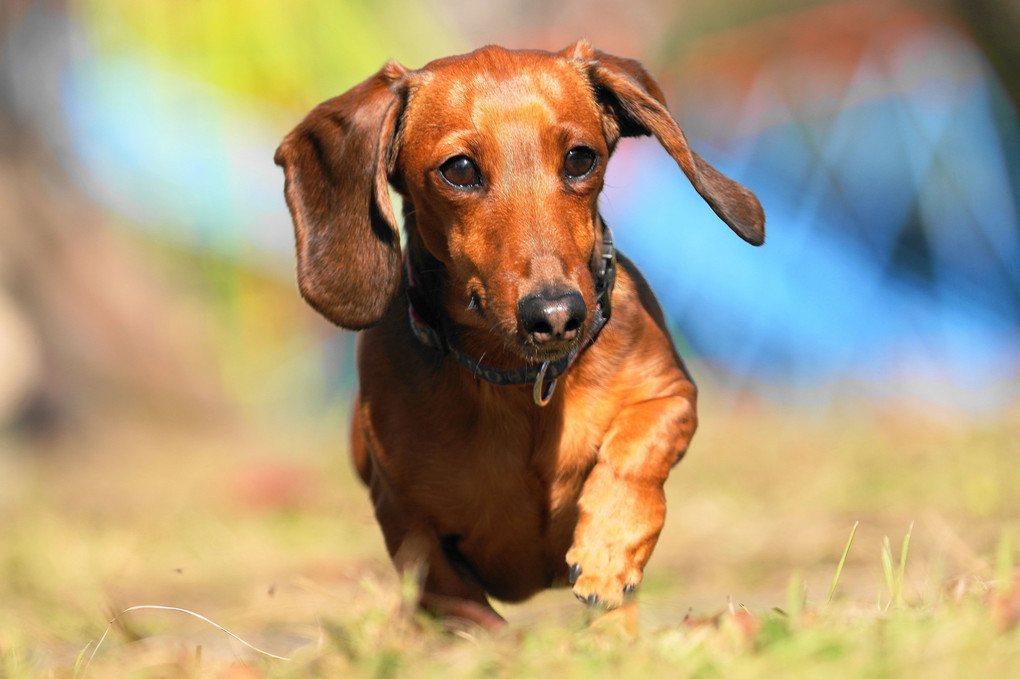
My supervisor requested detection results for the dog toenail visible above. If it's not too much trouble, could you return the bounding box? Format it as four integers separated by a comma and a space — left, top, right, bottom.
569, 563, 581, 584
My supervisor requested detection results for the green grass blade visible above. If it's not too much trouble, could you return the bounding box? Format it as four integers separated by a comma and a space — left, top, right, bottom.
881, 536, 894, 607
786, 572, 805, 620
72, 642, 92, 679
827, 521, 859, 604
895, 522, 914, 607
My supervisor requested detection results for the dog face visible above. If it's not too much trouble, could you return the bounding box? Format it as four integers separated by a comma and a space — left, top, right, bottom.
396, 48, 610, 361
275, 41, 764, 345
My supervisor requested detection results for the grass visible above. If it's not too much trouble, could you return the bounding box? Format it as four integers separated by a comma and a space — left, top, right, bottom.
1, 386, 1018, 677
826, 520, 857, 604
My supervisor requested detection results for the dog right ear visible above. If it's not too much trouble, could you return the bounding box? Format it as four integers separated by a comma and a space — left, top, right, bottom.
275, 61, 408, 329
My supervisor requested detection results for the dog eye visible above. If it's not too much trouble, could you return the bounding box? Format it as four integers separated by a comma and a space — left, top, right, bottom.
564, 147, 597, 179
439, 156, 481, 188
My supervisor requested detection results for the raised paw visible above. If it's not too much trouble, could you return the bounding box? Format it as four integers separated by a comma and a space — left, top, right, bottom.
565, 546, 645, 610
564, 466, 666, 609
569, 565, 639, 608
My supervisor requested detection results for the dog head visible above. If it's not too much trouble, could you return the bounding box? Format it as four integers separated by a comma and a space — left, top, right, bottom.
275, 42, 764, 360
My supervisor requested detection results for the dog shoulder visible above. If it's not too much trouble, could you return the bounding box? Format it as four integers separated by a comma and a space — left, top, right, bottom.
587, 253, 696, 390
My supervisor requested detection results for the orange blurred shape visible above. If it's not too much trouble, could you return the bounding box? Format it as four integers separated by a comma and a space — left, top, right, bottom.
990, 571, 1020, 631
232, 462, 315, 511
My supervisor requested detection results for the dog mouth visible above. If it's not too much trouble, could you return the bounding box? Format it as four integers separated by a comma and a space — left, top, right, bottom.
517, 336, 583, 364
511, 316, 591, 365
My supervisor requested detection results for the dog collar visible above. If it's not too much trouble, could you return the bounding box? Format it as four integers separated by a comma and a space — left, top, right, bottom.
406, 227, 616, 406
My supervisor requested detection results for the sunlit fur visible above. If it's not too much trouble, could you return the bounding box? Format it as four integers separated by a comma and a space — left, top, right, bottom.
275, 41, 764, 629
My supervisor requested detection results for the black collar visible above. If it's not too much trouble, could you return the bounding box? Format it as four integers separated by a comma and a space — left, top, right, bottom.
405, 227, 617, 406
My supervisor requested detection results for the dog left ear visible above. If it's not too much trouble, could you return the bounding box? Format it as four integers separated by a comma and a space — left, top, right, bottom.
275, 61, 409, 329
567, 41, 765, 246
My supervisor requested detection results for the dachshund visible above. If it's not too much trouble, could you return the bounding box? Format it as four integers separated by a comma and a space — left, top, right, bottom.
275, 41, 764, 629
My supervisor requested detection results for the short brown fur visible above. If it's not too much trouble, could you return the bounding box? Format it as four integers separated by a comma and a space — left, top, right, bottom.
275, 42, 764, 629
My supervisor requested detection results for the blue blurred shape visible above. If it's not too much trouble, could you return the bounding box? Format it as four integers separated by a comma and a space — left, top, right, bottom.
602, 31, 1020, 406
55, 25, 1020, 406
61, 55, 293, 260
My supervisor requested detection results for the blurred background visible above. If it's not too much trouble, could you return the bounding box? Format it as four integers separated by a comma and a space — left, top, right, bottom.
1, 0, 1018, 666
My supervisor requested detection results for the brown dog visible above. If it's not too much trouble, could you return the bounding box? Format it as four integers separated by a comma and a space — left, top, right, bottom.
275, 41, 764, 629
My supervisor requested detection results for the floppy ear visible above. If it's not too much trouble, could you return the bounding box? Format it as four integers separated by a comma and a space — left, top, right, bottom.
564, 41, 765, 246
274, 61, 408, 329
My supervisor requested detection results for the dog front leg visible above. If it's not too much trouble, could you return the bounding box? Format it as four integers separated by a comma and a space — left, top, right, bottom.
565, 391, 696, 608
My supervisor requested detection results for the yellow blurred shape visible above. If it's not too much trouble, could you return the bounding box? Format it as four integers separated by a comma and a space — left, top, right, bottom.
70, 0, 465, 109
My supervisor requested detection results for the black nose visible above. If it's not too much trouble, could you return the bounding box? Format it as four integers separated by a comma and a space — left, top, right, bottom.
518, 289, 587, 344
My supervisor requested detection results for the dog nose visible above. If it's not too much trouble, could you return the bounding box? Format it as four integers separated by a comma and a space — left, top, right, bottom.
518, 289, 587, 343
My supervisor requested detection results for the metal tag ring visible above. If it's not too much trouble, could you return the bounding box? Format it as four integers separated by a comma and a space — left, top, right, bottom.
533, 361, 557, 406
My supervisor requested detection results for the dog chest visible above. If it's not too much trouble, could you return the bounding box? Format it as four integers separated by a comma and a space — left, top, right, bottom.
371, 390, 600, 598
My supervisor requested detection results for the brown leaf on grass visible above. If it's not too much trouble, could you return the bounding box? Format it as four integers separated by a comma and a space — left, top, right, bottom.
989, 571, 1020, 631
681, 608, 725, 629
681, 601, 760, 643
729, 603, 761, 640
